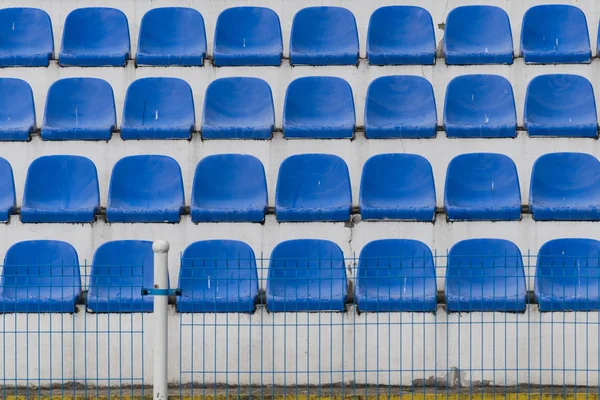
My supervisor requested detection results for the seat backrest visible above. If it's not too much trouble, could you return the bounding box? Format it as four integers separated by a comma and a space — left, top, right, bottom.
266, 239, 347, 312
524, 74, 597, 137
444, 5, 513, 65
356, 239, 436, 312
1, 240, 80, 312
367, 6, 435, 65
137, 7, 206, 66
444, 153, 521, 221
202, 77, 274, 139
191, 154, 267, 223
446, 238, 526, 312
290, 6, 358, 65
22, 155, 99, 223
283, 76, 355, 139
177, 240, 259, 312
365, 75, 437, 139
360, 153, 436, 221
121, 77, 195, 140
42, 78, 116, 140
213, 6, 282, 66
106, 155, 184, 223
276, 154, 351, 222
444, 74, 517, 138
87, 240, 154, 312
521, 5, 591, 64
0, 78, 35, 140
0, 8, 53, 66
530, 153, 600, 221
60, 7, 130, 66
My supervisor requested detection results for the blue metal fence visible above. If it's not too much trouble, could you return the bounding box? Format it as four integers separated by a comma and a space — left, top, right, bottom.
1, 251, 600, 397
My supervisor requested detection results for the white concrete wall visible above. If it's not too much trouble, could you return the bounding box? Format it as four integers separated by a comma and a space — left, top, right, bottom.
2, 306, 598, 387
1, 0, 600, 388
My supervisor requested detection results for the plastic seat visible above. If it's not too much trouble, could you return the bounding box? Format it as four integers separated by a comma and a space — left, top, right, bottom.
136, 7, 206, 66
444, 6, 513, 65
290, 7, 358, 66
360, 154, 436, 221
0, 240, 81, 313
177, 240, 259, 313
530, 153, 600, 221
445, 153, 521, 221
367, 6, 435, 65
21, 156, 100, 223
365, 76, 437, 139
445, 239, 526, 312
202, 77, 274, 139
356, 239, 436, 312
521, 5, 591, 64
60, 8, 130, 67
266, 239, 347, 312
87, 241, 155, 313
0, 158, 15, 222
106, 155, 184, 223
0, 8, 53, 67
191, 154, 267, 223
444, 75, 517, 138
283, 77, 355, 139
524, 75, 597, 137
121, 78, 195, 140
0, 78, 35, 140
213, 7, 282, 66
535, 239, 600, 311
42, 78, 116, 140
276, 154, 351, 222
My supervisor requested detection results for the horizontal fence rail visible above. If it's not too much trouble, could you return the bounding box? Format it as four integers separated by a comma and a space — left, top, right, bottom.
1, 242, 600, 398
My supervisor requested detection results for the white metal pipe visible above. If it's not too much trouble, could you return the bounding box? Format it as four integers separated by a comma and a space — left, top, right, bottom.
152, 239, 170, 400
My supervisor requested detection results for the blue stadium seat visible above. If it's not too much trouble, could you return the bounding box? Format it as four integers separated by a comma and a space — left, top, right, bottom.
446, 239, 526, 312
0, 240, 81, 313
0, 8, 53, 67
276, 154, 351, 222
213, 7, 282, 66
177, 240, 259, 313
0, 78, 35, 140
444, 75, 517, 138
521, 5, 591, 64
42, 78, 116, 140
444, 6, 513, 65
21, 156, 99, 223
87, 241, 155, 313
202, 77, 274, 139
365, 76, 436, 139
360, 154, 436, 221
0, 158, 15, 222
530, 153, 600, 221
445, 153, 521, 221
535, 239, 600, 311
191, 154, 267, 223
367, 6, 435, 65
356, 239, 436, 312
136, 7, 206, 66
106, 155, 184, 223
266, 239, 347, 312
121, 78, 195, 140
290, 7, 358, 66
283, 77, 355, 139
524, 75, 597, 137
60, 8, 130, 67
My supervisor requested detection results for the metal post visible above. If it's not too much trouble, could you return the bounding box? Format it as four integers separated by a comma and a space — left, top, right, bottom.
152, 239, 170, 400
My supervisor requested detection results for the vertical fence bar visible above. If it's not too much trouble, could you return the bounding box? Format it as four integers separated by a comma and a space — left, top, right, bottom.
153, 240, 170, 400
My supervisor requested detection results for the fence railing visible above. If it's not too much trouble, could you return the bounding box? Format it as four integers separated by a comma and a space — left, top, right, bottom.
1, 241, 600, 398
